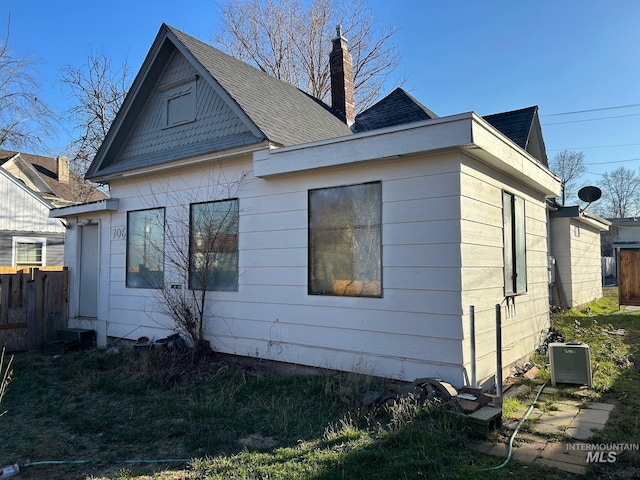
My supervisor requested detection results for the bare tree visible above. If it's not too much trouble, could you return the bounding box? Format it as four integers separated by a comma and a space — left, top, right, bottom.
59, 50, 130, 176
549, 150, 586, 205
0, 18, 54, 150
215, 0, 402, 111
132, 165, 247, 355
598, 167, 640, 218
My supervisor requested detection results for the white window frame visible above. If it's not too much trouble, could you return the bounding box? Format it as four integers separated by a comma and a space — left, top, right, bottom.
12, 236, 47, 267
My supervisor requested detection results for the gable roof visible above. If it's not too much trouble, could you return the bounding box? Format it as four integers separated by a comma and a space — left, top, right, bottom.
0, 149, 107, 206
352, 88, 438, 133
87, 24, 352, 180
483, 106, 549, 166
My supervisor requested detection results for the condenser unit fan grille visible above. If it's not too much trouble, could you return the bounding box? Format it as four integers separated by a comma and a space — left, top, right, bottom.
549, 342, 592, 388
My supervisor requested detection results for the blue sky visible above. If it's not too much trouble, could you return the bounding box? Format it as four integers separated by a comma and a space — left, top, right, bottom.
1, 0, 639, 191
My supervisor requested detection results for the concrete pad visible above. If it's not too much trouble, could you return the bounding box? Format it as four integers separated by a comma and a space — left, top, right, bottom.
567, 426, 597, 441
541, 387, 561, 395
512, 442, 546, 462
534, 421, 567, 435
586, 402, 615, 412
540, 408, 576, 429
540, 442, 586, 465
477, 443, 508, 457
536, 457, 587, 475
575, 408, 611, 424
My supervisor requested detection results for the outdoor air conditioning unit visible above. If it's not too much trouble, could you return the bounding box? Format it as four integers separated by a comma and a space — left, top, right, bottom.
549, 342, 593, 388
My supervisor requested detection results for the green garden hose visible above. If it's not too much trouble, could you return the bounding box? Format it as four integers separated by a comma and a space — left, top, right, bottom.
481, 380, 549, 471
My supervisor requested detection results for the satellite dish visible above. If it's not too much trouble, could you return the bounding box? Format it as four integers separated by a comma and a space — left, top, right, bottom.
578, 186, 602, 204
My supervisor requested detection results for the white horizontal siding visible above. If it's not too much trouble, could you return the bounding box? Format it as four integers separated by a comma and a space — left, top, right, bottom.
551, 217, 603, 307
68, 148, 554, 384
94, 153, 467, 382
0, 173, 64, 233
459, 158, 551, 384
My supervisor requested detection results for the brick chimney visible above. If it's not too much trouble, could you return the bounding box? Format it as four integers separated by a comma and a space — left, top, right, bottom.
57, 155, 70, 183
329, 25, 355, 126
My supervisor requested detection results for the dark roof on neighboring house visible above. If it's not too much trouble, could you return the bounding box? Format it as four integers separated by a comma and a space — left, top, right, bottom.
352, 88, 438, 133
0, 149, 107, 207
483, 106, 549, 166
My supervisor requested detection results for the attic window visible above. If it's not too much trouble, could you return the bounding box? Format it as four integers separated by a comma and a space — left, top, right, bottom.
160, 77, 197, 128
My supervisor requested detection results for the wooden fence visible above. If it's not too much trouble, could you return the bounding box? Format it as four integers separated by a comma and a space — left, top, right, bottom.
0, 268, 68, 351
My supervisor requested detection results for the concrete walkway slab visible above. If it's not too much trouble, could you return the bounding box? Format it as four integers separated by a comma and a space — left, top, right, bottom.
477, 394, 616, 475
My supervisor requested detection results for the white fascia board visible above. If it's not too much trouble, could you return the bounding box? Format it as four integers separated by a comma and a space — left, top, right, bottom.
466, 114, 561, 197
91, 142, 270, 183
253, 112, 561, 198
253, 114, 474, 177
578, 210, 611, 232
49, 198, 120, 218
0, 167, 55, 209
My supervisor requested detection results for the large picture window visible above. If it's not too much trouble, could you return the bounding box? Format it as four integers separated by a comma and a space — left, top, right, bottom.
126, 208, 165, 288
503, 191, 527, 295
309, 182, 382, 297
189, 199, 239, 291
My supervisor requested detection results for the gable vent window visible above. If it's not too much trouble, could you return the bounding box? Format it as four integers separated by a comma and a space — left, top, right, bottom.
160, 77, 197, 128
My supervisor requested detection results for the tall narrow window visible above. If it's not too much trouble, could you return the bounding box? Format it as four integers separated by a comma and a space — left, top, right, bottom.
190, 199, 239, 291
309, 182, 382, 297
126, 208, 165, 288
503, 191, 527, 294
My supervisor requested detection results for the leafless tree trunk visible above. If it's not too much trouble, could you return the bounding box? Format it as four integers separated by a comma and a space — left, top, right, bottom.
59, 50, 130, 176
0, 18, 54, 151
215, 0, 402, 111
549, 150, 586, 205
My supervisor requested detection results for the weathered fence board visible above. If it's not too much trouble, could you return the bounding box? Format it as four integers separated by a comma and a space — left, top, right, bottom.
0, 268, 68, 351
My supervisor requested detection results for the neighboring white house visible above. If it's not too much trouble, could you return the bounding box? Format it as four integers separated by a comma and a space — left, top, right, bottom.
51, 24, 562, 387
0, 150, 105, 268
548, 204, 610, 309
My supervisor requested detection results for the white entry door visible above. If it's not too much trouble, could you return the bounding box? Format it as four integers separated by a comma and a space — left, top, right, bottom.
79, 224, 99, 317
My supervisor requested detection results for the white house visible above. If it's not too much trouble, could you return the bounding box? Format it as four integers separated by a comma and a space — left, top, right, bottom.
51, 24, 562, 387
0, 150, 105, 268
548, 204, 610, 309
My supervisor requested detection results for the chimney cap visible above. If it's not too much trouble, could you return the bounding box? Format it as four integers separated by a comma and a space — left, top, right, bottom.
334, 24, 345, 40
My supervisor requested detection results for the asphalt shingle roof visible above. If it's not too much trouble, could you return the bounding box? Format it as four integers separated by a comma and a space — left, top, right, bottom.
0, 149, 107, 205
353, 88, 437, 132
169, 26, 353, 147
483, 106, 537, 150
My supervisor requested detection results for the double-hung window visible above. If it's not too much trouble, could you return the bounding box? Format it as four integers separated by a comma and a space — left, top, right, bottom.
13, 237, 45, 267
503, 191, 527, 295
126, 208, 165, 288
309, 181, 382, 297
189, 199, 239, 291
